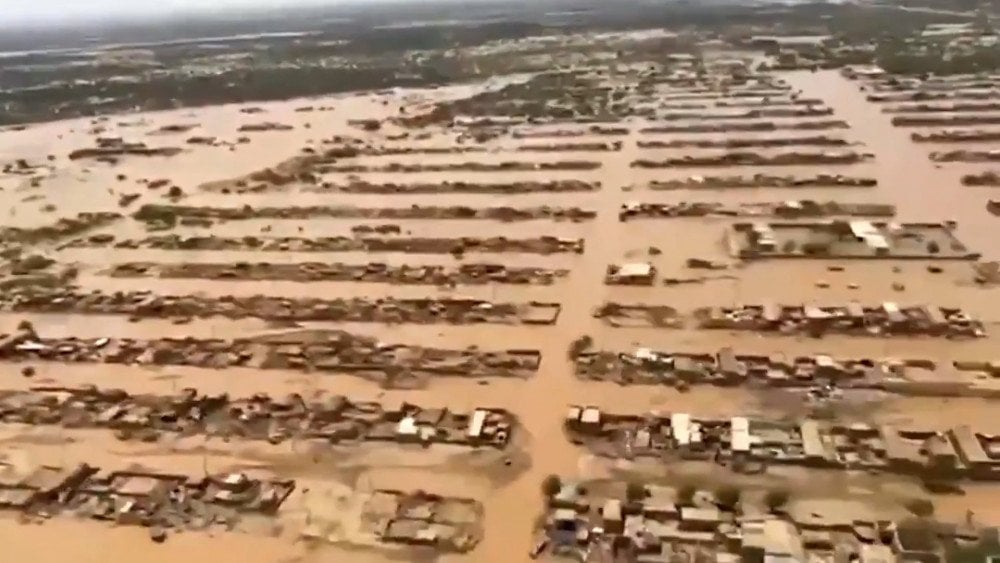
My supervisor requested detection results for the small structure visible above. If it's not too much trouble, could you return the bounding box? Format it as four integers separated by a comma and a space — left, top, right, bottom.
605, 262, 656, 285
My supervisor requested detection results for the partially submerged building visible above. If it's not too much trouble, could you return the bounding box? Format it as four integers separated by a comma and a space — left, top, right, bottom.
731, 220, 978, 260
565, 406, 1000, 481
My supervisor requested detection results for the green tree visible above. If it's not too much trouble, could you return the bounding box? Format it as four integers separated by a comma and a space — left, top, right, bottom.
715, 485, 741, 509
542, 475, 562, 497
906, 497, 935, 518
677, 484, 697, 506
765, 489, 790, 512
626, 482, 647, 502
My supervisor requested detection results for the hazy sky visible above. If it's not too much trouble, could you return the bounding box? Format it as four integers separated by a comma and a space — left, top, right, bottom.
7, 0, 356, 24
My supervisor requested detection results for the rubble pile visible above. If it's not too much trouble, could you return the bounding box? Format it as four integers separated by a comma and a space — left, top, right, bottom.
696, 302, 985, 338
364, 489, 483, 553
867, 90, 999, 102
0, 289, 562, 325
618, 201, 894, 221
62, 233, 585, 254
131, 203, 597, 222
305, 179, 600, 194
911, 129, 1000, 143
514, 141, 621, 152
316, 160, 602, 173
149, 123, 197, 134
592, 302, 683, 328
565, 405, 1000, 480
653, 107, 834, 120
237, 122, 294, 132
647, 174, 877, 190
0, 212, 121, 246
68, 138, 183, 160
0, 462, 293, 535
652, 89, 792, 102
715, 98, 824, 107
0, 386, 514, 448
884, 101, 1000, 114
962, 171, 1000, 186
106, 261, 568, 286
511, 125, 629, 138
0, 328, 541, 381
358, 146, 488, 156
636, 136, 850, 149
869, 78, 1000, 92
930, 150, 1000, 163
1, 158, 50, 175
891, 115, 1000, 127
639, 120, 848, 134
632, 151, 872, 168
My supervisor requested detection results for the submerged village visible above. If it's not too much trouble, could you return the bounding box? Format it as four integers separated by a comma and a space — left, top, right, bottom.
6, 1, 1000, 562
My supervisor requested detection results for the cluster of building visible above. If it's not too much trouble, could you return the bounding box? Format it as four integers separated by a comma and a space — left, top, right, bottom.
0, 462, 294, 536
0, 327, 541, 382
0, 385, 514, 449
565, 406, 1000, 481
695, 302, 984, 338
0, 289, 562, 325
731, 221, 978, 260
538, 479, 987, 563
361, 489, 483, 553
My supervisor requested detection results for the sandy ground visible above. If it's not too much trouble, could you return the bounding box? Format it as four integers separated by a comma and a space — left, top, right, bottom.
2, 69, 1000, 562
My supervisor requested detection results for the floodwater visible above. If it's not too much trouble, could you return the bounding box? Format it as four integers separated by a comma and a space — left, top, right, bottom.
2, 68, 1000, 562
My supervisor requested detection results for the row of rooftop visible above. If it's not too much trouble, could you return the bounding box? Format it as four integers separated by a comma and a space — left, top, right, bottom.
574, 347, 1000, 397
593, 301, 984, 338
565, 406, 1000, 481
105, 261, 568, 286
62, 233, 587, 255
643, 174, 876, 190
353, 489, 483, 553
732, 221, 977, 261
539, 478, 988, 563
130, 203, 598, 223
0, 289, 562, 325
0, 327, 541, 383
618, 202, 895, 222
0, 462, 293, 537
0, 384, 513, 450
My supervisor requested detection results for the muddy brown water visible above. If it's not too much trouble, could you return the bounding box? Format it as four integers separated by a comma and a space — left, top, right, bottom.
2, 70, 1000, 562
